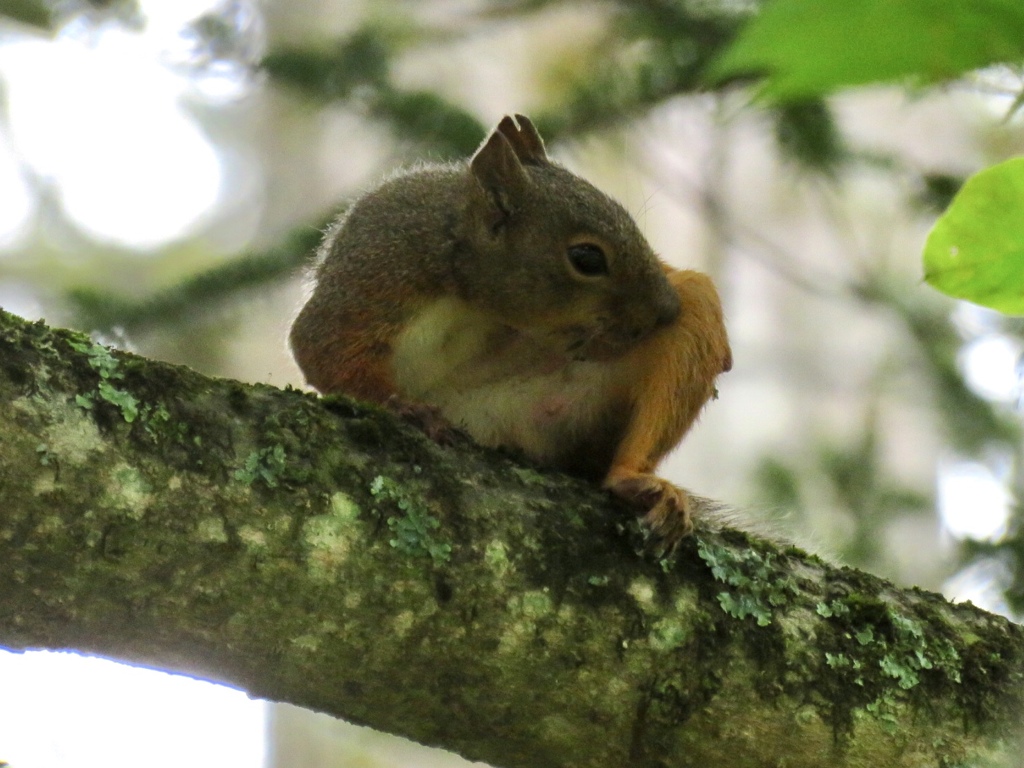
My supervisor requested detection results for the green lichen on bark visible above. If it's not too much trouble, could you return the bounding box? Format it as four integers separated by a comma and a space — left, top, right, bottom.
1, 307, 1024, 768
370, 473, 452, 563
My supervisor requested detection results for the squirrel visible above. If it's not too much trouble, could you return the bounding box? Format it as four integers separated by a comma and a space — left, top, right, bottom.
290, 114, 731, 546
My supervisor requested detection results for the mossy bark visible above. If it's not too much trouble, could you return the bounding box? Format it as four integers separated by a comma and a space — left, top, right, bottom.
1, 307, 1022, 768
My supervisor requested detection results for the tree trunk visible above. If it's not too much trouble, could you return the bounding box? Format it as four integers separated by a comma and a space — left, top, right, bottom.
1, 307, 1022, 768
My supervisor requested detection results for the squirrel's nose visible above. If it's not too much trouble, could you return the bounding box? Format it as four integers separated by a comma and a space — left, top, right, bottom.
626, 288, 679, 342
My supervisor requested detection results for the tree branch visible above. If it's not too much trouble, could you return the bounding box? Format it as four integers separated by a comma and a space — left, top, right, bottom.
1, 307, 1022, 768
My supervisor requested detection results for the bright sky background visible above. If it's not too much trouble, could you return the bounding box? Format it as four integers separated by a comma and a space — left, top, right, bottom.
0, 0, 256, 251
0, 651, 266, 768
938, 456, 1012, 542
939, 317, 1022, 547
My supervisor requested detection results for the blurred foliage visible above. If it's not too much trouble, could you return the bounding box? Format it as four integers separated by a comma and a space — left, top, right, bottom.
755, 409, 934, 571
68, 220, 330, 333
969, 519, 1024, 611
0, 0, 51, 29
915, 173, 964, 214
263, 28, 486, 158
262, 30, 392, 98
0, 0, 144, 30
531, 1, 741, 137
771, 98, 845, 174
818, 419, 933, 566
756, 272, 1023, 578
857, 281, 1022, 453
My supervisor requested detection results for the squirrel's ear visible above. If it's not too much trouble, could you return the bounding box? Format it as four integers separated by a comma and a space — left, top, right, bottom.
496, 114, 548, 165
470, 129, 531, 222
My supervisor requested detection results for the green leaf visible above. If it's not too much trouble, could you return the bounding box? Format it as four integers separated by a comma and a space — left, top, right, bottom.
923, 157, 1024, 315
709, 0, 1024, 100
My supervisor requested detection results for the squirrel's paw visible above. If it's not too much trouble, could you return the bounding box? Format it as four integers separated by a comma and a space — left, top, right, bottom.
605, 473, 693, 550
385, 396, 467, 445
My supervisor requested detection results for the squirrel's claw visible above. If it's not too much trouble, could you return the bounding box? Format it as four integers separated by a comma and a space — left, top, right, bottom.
605, 473, 694, 551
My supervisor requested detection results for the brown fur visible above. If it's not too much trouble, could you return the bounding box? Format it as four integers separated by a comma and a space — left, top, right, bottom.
290, 114, 731, 546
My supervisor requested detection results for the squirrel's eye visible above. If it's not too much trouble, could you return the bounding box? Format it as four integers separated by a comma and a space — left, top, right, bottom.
567, 243, 608, 277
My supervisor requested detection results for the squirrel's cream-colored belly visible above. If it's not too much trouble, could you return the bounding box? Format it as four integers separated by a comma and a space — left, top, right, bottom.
392, 297, 627, 470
